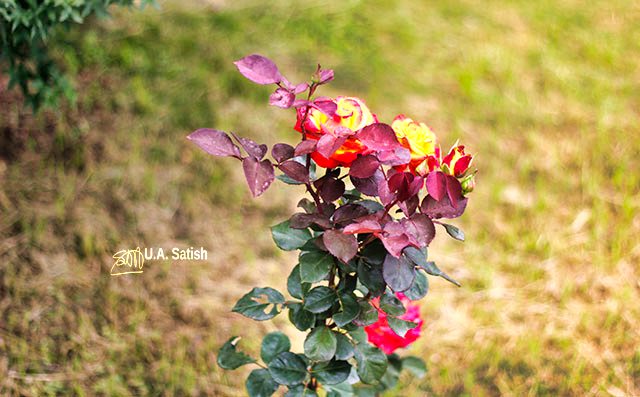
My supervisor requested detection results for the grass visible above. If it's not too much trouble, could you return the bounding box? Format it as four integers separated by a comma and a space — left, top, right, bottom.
1, 0, 639, 395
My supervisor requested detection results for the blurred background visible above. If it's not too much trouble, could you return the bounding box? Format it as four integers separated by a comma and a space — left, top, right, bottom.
1, 0, 639, 395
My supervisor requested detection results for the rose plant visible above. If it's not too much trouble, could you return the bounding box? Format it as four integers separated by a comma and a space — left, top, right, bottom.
188, 54, 476, 396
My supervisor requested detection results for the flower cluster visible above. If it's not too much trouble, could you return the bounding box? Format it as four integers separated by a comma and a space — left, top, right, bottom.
189, 54, 476, 397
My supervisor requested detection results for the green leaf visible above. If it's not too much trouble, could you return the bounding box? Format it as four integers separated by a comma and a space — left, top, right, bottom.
268, 352, 308, 386
352, 301, 379, 327
246, 369, 278, 397
387, 316, 419, 338
312, 360, 352, 385
402, 356, 427, 379
288, 303, 315, 331
382, 254, 415, 292
287, 265, 310, 300
303, 286, 337, 313
442, 223, 465, 241
261, 332, 291, 364
324, 381, 354, 396
217, 336, 255, 369
404, 246, 461, 287
347, 328, 367, 344
354, 344, 388, 385
334, 333, 355, 360
357, 259, 386, 297
285, 385, 319, 397
271, 220, 312, 251
304, 326, 337, 362
360, 239, 387, 265
299, 251, 334, 283
380, 291, 406, 316
403, 270, 429, 300
333, 292, 360, 327
232, 287, 285, 321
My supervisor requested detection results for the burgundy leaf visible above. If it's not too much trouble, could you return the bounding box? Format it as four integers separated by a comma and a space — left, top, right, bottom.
332, 204, 370, 225
421, 194, 468, 219
272, 143, 295, 163
342, 217, 383, 235
294, 83, 309, 94
231, 133, 268, 160
378, 176, 396, 206
357, 123, 403, 151
293, 99, 310, 108
350, 170, 384, 197
279, 160, 309, 183
290, 213, 332, 229
425, 171, 447, 201
294, 140, 317, 156
349, 155, 380, 178
446, 175, 463, 208
311, 98, 338, 117
376, 147, 412, 166
402, 214, 435, 248
315, 177, 345, 202
316, 134, 347, 158
187, 129, 242, 158
398, 195, 419, 216
234, 54, 282, 85
269, 87, 295, 108
323, 230, 358, 263
297, 198, 316, 214
242, 157, 275, 197
379, 226, 411, 258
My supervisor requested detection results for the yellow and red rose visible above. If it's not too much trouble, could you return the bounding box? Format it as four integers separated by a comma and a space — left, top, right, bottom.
295, 96, 377, 168
391, 115, 441, 176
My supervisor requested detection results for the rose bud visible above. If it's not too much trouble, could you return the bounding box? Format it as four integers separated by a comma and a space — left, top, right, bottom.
460, 173, 476, 195
391, 115, 440, 176
442, 144, 473, 177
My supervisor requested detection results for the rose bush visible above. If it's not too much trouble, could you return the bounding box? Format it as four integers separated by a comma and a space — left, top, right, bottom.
188, 54, 476, 396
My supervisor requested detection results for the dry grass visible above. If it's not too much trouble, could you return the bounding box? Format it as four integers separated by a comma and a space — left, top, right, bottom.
1, 0, 639, 395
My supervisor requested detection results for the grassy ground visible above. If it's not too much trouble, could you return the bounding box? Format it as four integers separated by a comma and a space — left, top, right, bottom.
1, 0, 639, 395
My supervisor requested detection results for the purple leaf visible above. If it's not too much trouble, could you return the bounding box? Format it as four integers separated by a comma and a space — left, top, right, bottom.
242, 157, 275, 197
380, 222, 411, 258
294, 83, 309, 94
272, 143, 295, 163
315, 177, 345, 202
231, 133, 268, 160
234, 54, 282, 85
316, 134, 347, 158
349, 155, 380, 178
350, 170, 384, 197
425, 171, 447, 201
332, 204, 370, 226
294, 140, 317, 156
376, 147, 412, 166
269, 88, 295, 108
323, 230, 358, 263
378, 175, 395, 206
311, 98, 338, 117
357, 123, 403, 152
342, 215, 383, 235
446, 175, 463, 208
293, 99, 310, 108
398, 195, 419, 216
290, 213, 332, 229
279, 160, 309, 183
187, 129, 242, 158
402, 214, 435, 248
421, 194, 468, 219
382, 254, 416, 291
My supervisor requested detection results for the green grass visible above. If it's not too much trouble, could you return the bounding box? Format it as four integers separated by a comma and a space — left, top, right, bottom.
1, 0, 639, 395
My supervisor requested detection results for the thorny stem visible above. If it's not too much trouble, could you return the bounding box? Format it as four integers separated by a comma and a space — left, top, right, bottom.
299, 83, 325, 214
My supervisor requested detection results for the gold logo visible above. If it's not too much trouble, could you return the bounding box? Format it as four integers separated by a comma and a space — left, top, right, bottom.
111, 247, 145, 276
